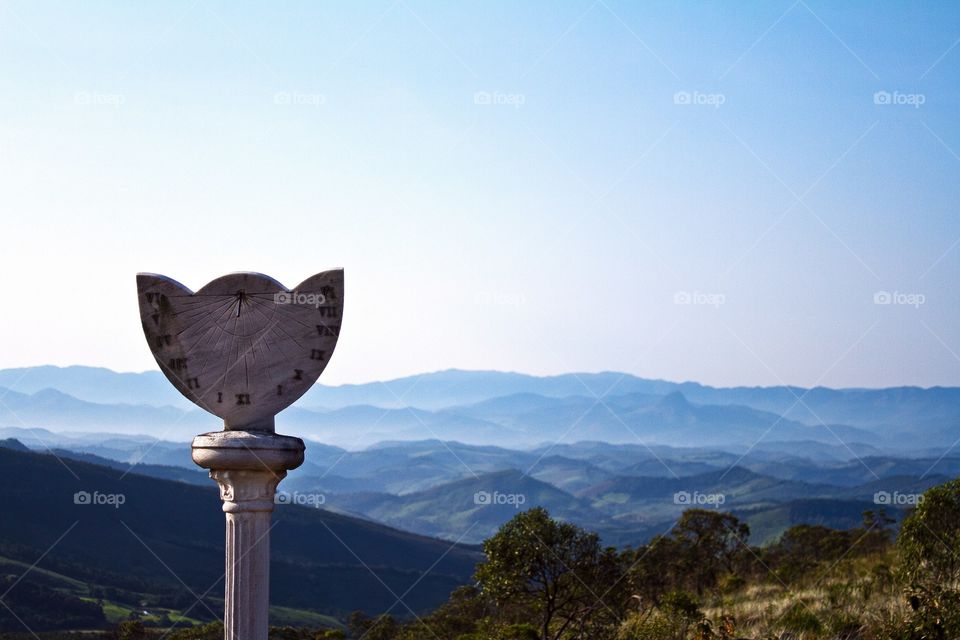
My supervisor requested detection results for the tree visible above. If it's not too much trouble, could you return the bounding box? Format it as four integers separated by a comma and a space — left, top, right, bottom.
345, 611, 399, 640
766, 524, 851, 583
475, 508, 627, 640
668, 509, 750, 595
623, 535, 676, 605
896, 478, 960, 637
898, 479, 960, 586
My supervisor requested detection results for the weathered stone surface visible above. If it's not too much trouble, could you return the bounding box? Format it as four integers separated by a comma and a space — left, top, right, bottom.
192, 430, 305, 472
136, 271, 340, 640
136, 270, 343, 431
212, 469, 285, 640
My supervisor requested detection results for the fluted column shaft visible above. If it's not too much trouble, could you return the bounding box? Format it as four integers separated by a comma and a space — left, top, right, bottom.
212, 470, 283, 640
192, 431, 305, 640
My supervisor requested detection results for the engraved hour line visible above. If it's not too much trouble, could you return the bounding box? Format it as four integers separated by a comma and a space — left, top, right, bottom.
153, 308, 282, 418
173, 303, 235, 350
176, 304, 235, 359
175, 293, 236, 315
275, 306, 340, 356
198, 309, 239, 398
165, 306, 231, 408
226, 317, 284, 399
177, 296, 245, 387
151, 287, 339, 413
272, 305, 325, 335
272, 322, 328, 383
271, 295, 336, 327
151, 294, 233, 395
267, 324, 311, 380
260, 322, 315, 395
201, 298, 293, 402
220, 326, 264, 407
243, 320, 252, 388
225, 329, 243, 396
269, 322, 311, 352
170, 295, 241, 333
259, 327, 304, 389
253, 330, 292, 396
181, 297, 243, 342
243, 295, 284, 336
175, 296, 238, 344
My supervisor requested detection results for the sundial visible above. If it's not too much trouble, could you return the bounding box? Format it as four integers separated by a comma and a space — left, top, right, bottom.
135, 270, 344, 640
136, 270, 343, 431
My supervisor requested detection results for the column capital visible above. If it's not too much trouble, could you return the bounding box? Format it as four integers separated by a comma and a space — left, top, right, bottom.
210, 469, 285, 513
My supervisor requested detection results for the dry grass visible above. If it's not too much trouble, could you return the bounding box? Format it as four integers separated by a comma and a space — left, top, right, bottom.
698, 552, 911, 639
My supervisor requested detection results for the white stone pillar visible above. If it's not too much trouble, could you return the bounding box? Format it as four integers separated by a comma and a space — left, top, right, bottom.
192, 431, 305, 640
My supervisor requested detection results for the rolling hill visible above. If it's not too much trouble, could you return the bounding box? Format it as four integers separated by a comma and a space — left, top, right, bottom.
0, 446, 481, 631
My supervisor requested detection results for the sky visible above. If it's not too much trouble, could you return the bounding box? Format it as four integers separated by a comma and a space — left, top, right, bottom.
0, 1, 958, 388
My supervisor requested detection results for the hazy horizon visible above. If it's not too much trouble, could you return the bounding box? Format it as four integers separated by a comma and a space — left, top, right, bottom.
2, 362, 958, 391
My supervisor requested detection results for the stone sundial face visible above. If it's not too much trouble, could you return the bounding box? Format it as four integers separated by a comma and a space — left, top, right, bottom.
136, 270, 343, 431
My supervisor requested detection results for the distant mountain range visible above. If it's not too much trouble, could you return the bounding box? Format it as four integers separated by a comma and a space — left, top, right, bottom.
1, 366, 958, 449
6, 431, 951, 548
314, 460, 947, 546
4, 365, 960, 417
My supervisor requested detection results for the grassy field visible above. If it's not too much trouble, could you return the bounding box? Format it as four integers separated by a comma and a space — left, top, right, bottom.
702, 554, 905, 638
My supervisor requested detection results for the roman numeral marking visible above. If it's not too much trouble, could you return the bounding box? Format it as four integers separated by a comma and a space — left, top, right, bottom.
316, 325, 340, 337
236, 394, 251, 405
310, 349, 325, 361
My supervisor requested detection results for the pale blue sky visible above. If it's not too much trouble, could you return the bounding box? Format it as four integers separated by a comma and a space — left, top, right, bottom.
1, 1, 958, 387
